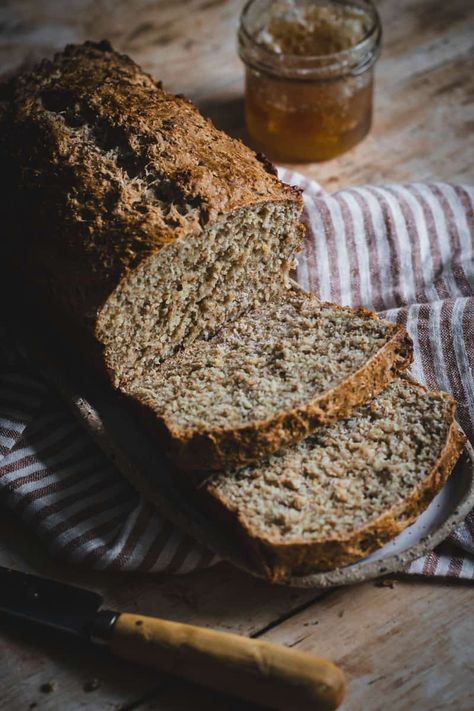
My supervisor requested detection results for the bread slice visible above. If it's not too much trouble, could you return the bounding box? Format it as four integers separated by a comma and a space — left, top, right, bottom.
205, 378, 466, 582
126, 291, 412, 472
0, 42, 303, 388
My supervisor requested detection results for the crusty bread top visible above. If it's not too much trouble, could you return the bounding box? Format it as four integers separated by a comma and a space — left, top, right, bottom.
0, 41, 301, 313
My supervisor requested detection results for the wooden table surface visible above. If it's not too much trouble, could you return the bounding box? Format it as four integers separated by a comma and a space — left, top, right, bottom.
0, 1, 473, 709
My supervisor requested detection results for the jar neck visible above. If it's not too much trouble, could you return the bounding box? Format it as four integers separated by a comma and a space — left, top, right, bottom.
238, 1, 382, 81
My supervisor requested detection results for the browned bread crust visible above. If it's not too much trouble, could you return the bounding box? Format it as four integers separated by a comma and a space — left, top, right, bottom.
0, 41, 302, 383
130, 299, 413, 473
205, 381, 466, 582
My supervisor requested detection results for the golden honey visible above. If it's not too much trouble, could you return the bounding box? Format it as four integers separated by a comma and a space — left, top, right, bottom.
239, 0, 382, 162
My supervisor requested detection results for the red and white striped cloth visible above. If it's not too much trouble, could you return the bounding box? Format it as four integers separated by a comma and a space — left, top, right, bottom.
1, 171, 473, 579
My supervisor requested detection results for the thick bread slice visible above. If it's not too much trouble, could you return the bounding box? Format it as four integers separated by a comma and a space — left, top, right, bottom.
0, 42, 303, 388
127, 291, 412, 472
205, 378, 466, 582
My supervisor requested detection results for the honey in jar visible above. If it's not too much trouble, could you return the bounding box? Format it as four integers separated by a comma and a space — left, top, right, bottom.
238, 0, 382, 162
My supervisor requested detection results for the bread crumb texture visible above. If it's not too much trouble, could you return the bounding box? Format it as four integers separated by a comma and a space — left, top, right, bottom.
208, 379, 454, 542
130, 292, 400, 430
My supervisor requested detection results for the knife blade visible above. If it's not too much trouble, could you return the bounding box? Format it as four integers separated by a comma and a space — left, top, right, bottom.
0, 566, 345, 711
0, 566, 112, 639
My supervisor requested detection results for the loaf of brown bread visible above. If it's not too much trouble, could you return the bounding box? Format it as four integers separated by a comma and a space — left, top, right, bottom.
2, 44, 461, 585
0, 41, 304, 388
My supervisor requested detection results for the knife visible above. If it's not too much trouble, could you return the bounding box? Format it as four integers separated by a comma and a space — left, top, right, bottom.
0, 566, 345, 710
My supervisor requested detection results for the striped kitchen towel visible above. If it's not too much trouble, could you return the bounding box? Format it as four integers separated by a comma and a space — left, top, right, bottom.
1, 172, 473, 578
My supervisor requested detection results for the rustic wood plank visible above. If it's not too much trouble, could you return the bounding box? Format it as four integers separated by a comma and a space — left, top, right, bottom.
260, 578, 474, 711
131, 579, 474, 711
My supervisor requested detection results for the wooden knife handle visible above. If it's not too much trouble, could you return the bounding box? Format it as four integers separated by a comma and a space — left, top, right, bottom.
110, 613, 345, 710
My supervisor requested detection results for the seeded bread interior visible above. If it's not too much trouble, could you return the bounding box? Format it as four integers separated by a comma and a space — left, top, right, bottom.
127, 290, 412, 472
205, 378, 466, 581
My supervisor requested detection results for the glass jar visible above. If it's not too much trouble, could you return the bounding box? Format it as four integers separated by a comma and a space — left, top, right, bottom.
238, 0, 382, 162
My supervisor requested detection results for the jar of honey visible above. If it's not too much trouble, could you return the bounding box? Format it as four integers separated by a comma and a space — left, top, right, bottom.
238, 0, 382, 162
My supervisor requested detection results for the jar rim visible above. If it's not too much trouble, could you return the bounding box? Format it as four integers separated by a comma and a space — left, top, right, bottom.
238, 0, 382, 79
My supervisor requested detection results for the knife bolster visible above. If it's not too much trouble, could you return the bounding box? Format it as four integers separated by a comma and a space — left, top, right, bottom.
89, 609, 120, 645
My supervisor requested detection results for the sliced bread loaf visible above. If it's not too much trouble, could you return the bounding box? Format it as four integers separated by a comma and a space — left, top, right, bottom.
126, 291, 412, 472
205, 378, 465, 582
0, 42, 303, 388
